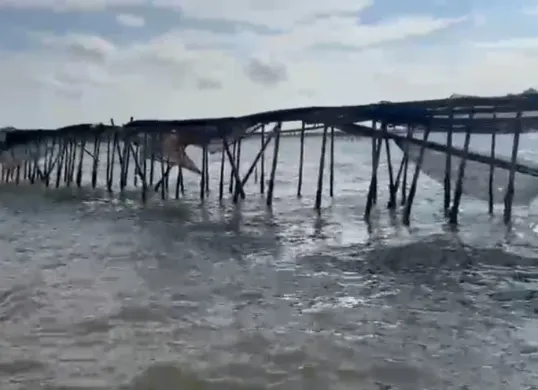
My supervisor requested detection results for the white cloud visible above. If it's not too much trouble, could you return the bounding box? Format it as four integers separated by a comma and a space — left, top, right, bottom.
159, 0, 373, 29
471, 13, 486, 27
116, 13, 145, 27
0, 2, 537, 129
0, 0, 369, 22
0, 0, 145, 11
254, 15, 465, 55
473, 38, 538, 50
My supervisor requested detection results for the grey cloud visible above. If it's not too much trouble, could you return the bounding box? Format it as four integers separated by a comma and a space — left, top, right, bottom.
116, 13, 145, 27
244, 58, 287, 87
40, 34, 116, 62
39, 75, 84, 99
196, 77, 222, 90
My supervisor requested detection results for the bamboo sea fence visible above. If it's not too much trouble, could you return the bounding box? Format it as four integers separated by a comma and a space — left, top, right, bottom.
2, 91, 538, 226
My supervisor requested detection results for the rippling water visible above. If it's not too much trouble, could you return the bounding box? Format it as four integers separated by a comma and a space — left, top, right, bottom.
0, 134, 537, 389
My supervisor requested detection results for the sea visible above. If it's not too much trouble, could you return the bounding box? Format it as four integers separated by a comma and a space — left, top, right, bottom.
0, 132, 537, 390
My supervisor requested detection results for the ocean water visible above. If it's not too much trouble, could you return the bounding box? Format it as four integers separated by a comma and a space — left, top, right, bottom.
0, 134, 537, 390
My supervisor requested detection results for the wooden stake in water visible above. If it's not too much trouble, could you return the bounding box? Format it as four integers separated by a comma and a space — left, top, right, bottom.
219, 140, 225, 200
365, 121, 382, 220
76, 137, 86, 187
204, 147, 209, 193
175, 166, 183, 199
402, 124, 431, 226
55, 141, 66, 188
297, 121, 305, 197
233, 128, 274, 203
400, 125, 412, 205
91, 134, 100, 189
449, 112, 473, 225
260, 124, 266, 195
383, 123, 397, 209
315, 125, 328, 210
488, 112, 497, 214
141, 133, 149, 203
444, 107, 454, 215
228, 142, 236, 194
266, 123, 281, 207
200, 146, 206, 200
503, 110, 522, 224
329, 127, 334, 198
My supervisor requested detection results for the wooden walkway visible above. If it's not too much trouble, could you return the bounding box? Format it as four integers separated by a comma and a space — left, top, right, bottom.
1, 91, 538, 226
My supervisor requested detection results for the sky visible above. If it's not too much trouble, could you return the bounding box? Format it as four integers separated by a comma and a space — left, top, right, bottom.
0, 0, 537, 128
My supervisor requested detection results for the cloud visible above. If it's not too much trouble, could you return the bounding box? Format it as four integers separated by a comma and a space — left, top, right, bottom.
164, 0, 373, 29
0, 0, 368, 21
255, 15, 465, 54
196, 77, 222, 90
0, 1, 536, 129
244, 58, 287, 86
116, 13, 145, 27
473, 38, 538, 50
39, 33, 116, 61
0, 0, 145, 11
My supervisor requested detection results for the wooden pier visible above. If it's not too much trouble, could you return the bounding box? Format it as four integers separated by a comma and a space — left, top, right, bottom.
2, 91, 538, 226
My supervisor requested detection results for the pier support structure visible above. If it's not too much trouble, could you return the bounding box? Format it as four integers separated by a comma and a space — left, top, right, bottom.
0, 92, 537, 228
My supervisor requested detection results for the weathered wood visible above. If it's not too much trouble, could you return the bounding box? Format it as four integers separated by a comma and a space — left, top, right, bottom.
315, 125, 328, 210
402, 126, 431, 225
449, 114, 473, 224
0, 90, 535, 228
504, 111, 522, 224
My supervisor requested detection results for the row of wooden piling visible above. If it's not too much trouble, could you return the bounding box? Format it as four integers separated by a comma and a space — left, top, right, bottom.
0, 124, 278, 206
0, 113, 527, 226
361, 109, 523, 226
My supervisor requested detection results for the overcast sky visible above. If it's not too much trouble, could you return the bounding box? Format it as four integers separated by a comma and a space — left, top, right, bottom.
0, 0, 536, 128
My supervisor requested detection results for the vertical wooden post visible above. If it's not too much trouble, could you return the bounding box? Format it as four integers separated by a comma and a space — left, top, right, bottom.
266, 123, 281, 207
228, 142, 236, 194
504, 110, 522, 224
91, 134, 100, 188
76, 138, 86, 187
315, 125, 328, 210
444, 106, 454, 215
488, 111, 497, 214
400, 125, 412, 205
402, 125, 431, 225
383, 123, 396, 209
364, 121, 382, 220
175, 167, 182, 199
204, 147, 209, 193
297, 121, 305, 197
329, 126, 335, 197
449, 113, 473, 225
260, 124, 266, 194
370, 125, 378, 204
55, 141, 66, 188
219, 140, 225, 200
141, 133, 148, 203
